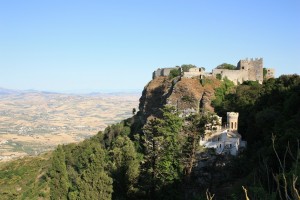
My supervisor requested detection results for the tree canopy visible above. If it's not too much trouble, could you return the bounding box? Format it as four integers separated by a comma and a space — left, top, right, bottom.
216, 63, 236, 70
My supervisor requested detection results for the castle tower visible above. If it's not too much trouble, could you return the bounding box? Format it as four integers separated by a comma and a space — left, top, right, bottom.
227, 112, 239, 132
237, 58, 263, 83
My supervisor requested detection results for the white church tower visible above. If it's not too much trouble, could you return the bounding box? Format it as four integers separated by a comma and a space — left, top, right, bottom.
227, 112, 239, 132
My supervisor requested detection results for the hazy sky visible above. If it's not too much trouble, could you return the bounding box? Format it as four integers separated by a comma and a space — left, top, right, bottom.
0, 0, 299, 93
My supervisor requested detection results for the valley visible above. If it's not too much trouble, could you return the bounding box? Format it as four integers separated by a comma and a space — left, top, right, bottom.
0, 91, 139, 161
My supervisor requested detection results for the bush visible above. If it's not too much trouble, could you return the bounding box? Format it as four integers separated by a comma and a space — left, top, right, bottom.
181, 64, 197, 72
181, 95, 194, 102
169, 69, 181, 79
216, 63, 236, 70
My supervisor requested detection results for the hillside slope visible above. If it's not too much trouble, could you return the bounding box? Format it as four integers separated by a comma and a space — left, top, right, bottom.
0, 152, 51, 200
139, 76, 220, 119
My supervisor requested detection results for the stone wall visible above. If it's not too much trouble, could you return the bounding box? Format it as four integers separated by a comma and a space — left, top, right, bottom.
152, 68, 175, 79
152, 69, 163, 79
212, 58, 264, 84
265, 68, 275, 79
152, 58, 269, 84
183, 68, 205, 78
237, 58, 263, 83
212, 68, 248, 84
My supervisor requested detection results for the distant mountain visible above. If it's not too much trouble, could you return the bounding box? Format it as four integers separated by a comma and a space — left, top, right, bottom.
0, 87, 140, 96
0, 87, 20, 95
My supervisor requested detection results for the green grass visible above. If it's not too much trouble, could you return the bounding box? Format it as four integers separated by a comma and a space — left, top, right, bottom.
0, 152, 52, 200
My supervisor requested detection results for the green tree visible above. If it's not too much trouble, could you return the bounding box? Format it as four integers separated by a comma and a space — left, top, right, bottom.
212, 77, 235, 109
216, 73, 222, 80
263, 68, 267, 78
181, 113, 217, 182
216, 63, 236, 70
77, 168, 112, 200
182, 114, 204, 180
49, 145, 69, 200
142, 118, 163, 199
142, 105, 183, 199
75, 142, 113, 200
158, 106, 183, 184
110, 135, 140, 199
169, 68, 181, 79
181, 64, 197, 72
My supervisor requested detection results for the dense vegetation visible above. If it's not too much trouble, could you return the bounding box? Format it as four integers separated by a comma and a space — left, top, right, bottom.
0, 153, 51, 199
1, 74, 299, 200
213, 75, 300, 199
45, 105, 224, 199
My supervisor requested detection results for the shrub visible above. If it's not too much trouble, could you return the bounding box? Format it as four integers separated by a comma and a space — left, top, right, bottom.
169, 68, 181, 79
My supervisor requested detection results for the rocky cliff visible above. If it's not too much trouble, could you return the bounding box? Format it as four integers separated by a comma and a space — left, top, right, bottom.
138, 76, 221, 120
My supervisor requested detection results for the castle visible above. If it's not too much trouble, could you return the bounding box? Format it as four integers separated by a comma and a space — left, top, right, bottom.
200, 112, 246, 156
152, 58, 275, 85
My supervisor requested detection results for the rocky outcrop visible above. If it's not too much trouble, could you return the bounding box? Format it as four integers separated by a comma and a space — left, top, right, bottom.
138, 77, 174, 119
139, 76, 221, 120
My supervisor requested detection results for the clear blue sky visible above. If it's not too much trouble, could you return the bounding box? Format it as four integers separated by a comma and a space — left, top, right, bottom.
0, 0, 299, 93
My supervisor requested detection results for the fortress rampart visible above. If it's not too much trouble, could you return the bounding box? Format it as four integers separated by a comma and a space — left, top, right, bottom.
152, 58, 275, 85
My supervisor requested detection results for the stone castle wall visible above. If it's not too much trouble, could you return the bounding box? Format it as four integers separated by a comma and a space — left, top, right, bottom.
153, 68, 175, 79
212, 58, 264, 84
183, 68, 205, 78
237, 58, 263, 83
212, 68, 248, 84
152, 58, 273, 84
265, 68, 275, 79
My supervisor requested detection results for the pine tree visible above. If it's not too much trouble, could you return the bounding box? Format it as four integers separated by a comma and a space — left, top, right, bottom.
49, 145, 69, 200
110, 135, 140, 198
76, 142, 113, 200
142, 105, 183, 199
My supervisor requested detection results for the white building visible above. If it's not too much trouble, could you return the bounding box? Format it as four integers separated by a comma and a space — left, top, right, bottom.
200, 112, 246, 156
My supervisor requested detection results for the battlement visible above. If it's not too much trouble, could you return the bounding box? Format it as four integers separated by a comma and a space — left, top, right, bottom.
227, 112, 239, 118
153, 58, 274, 84
212, 58, 265, 84
240, 58, 263, 62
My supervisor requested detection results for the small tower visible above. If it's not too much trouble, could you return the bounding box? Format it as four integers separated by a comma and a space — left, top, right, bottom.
227, 112, 239, 132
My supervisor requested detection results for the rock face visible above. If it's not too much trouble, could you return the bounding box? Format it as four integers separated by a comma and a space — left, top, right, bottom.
139, 76, 221, 120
